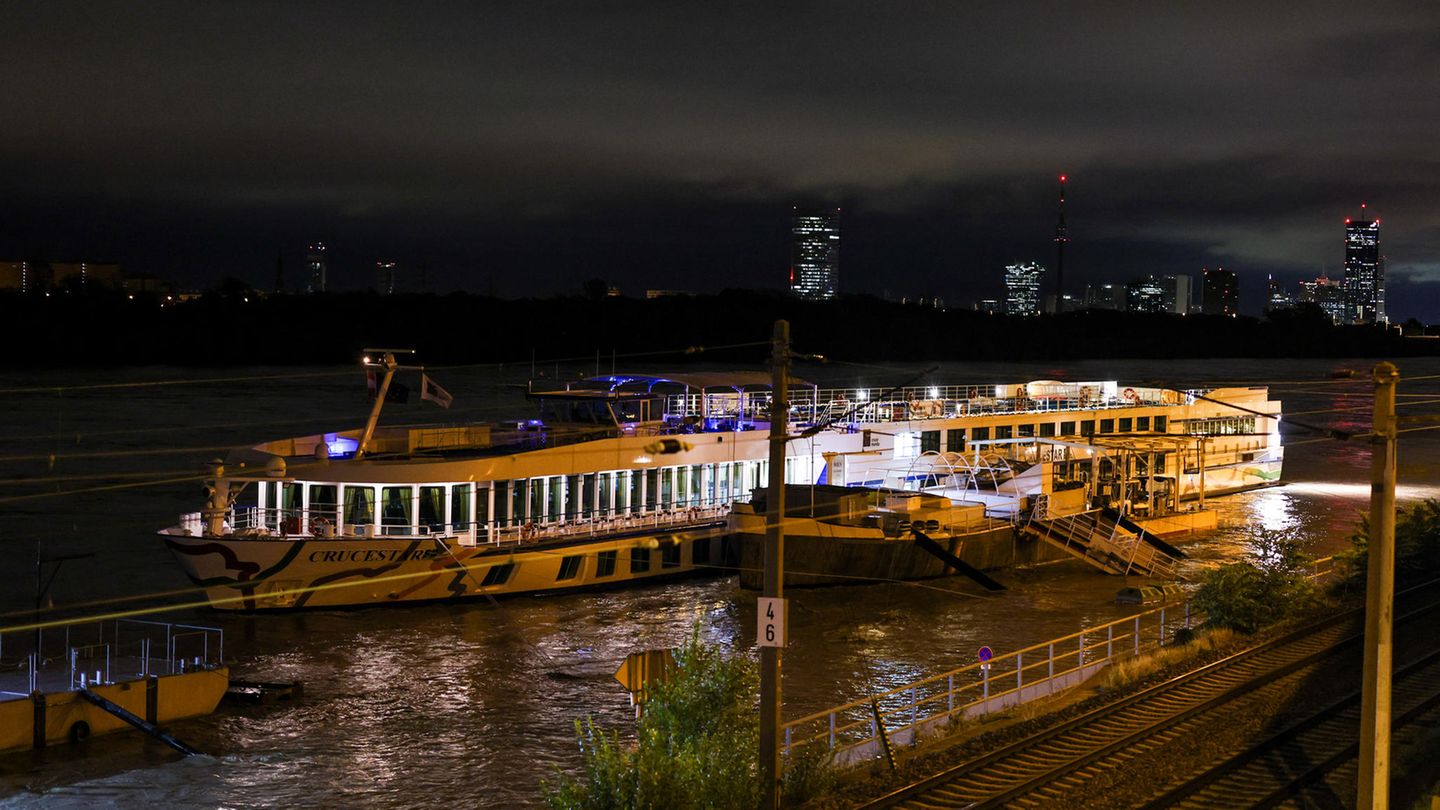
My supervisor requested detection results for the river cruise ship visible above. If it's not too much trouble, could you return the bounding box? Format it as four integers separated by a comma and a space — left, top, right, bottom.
160, 360, 1281, 609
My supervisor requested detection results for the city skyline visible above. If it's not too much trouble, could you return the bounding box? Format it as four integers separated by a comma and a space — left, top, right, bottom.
2, 4, 1438, 321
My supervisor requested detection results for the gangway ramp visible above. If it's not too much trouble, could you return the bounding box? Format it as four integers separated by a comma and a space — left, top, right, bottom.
1021, 501, 1184, 578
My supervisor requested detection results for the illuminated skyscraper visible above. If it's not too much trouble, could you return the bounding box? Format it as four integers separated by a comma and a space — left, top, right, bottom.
306, 242, 328, 294
377, 261, 399, 295
1343, 210, 1383, 324
1201, 267, 1239, 316
789, 208, 840, 300
1004, 262, 1044, 316
1299, 274, 1347, 323
1159, 275, 1191, 314
1125, 276, 1166, 313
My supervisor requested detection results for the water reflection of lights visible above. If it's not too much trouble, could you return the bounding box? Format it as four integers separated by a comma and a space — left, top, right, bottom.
1248, 488, 1297, 532
1282, 482, 1440, 500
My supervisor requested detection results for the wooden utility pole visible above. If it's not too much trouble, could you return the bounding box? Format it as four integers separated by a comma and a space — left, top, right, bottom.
759, 320, 789, 809
1359, 361, 1399, 810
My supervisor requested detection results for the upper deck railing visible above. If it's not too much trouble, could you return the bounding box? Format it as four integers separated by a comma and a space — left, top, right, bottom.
659, 384, 1204, 429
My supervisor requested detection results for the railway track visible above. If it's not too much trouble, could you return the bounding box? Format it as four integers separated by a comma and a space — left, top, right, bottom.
1142, 644, 1440, 808
857, 578, 1440, 809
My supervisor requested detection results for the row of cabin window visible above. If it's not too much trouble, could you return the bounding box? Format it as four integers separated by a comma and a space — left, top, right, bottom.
487, 460, 773, 527
920, 415, 1169, 453
256, 460, 777, 534
488, 540, 706, 587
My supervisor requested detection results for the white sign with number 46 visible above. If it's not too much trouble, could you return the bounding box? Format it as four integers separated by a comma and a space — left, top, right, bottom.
757, 597, 787, 648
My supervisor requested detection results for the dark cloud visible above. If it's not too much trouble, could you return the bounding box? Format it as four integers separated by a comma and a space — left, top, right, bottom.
2, 2, 1438, 320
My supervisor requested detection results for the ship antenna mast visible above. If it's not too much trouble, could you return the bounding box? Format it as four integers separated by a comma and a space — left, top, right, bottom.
356, 348, 418, 460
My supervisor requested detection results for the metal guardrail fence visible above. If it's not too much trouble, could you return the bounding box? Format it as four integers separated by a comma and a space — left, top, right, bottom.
0, 619, 224, 700
783, 555, 1340, 767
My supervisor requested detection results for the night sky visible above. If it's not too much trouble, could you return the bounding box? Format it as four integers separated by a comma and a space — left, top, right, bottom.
4, 3, 1438, 320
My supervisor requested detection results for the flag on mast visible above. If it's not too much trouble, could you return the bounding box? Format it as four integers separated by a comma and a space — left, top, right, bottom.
421, 374, 454, 409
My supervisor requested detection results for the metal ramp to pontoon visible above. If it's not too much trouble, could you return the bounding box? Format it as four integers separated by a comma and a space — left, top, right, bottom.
1021, 496, 1184, 578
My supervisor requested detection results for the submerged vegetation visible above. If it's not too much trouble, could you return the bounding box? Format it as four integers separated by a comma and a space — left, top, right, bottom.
544, 629, 835, 809
1192, 527, 1319, 634
1342, 498, 1440, 580
544, 632, 759, 809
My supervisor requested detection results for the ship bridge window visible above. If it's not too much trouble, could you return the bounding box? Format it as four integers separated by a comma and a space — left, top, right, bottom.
1137, 416, 1151, 431
995, 425, 1013, 440
1100, 419, 1115, 434
1039, 423, 1056, 438
538, 398, 613, 425
971, 426, 990, 442
612, 398, 660, 423
1154, 415, 1167, 432
1060, 421, 1076, 435
946, 429, 965, 452
1017, 424, 1034, 438
1118, 418, 1133, 432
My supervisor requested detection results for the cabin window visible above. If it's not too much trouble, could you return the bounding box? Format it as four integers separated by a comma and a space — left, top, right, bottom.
530, 478, 547, 522
511, 479, 528, 525
1016, 424, 1034, 438
309, 485, 338, 527
1060, 421, 1076, 435
480, 563, 514, 587
1099, 419, 1115, 434
550, 476, 567, 521
690, 466, 704, 507
598, 473, 613, 516
492, 481, 509, 526
418, 486, 445, 533
1154, 415, 1167, 432
971, 426, 990, 442
630, 547, 651, 573
1118, 418, 1133, 432
381, 487, 412, 535
630, 470, 644, 514
556, 555, 583, 580
661, 543, 681, 569
580, 474, 595, 518
1081, 420, 1096, 437
675, 466, 689, 506
995, 425, 1013, 440
1039, 423, 1056, 437
694, 537, 711, 565
344, 486, 375, 529
451, 485, 472, 532
920, 430, 940, 453
279, 483, 304, 534
645, 469, 660, 510
946, 429, 965, 453
596, 550, 618, 577
660, 467, 674, 508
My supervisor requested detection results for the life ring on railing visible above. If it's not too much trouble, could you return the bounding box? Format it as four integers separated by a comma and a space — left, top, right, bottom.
1122, 387, 1139, 403
310, 516, 332, 537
